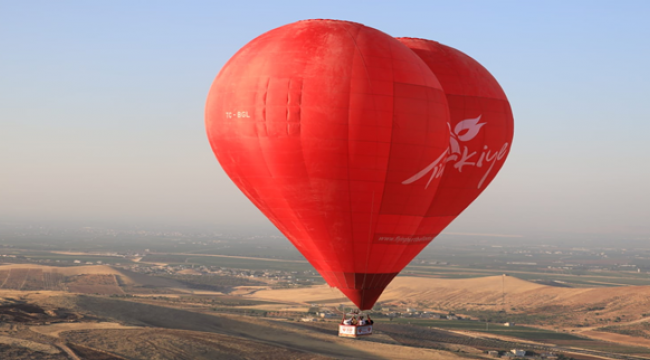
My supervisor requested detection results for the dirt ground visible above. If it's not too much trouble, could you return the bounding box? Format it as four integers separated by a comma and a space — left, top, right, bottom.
31, 322, 141, 338
6, 265, 650, 358
1, 291, 467, 359
71, 295, 467, 360
580, 330, 650, 348
0, 264, 126, 277
0, 334, 61, 354
0, 284, 643, 360
63, 328, 332, 360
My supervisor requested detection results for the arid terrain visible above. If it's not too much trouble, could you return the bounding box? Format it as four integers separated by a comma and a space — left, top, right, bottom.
0, 288, 463, 359
247, 275, 650, 330
2, 263, 650, 359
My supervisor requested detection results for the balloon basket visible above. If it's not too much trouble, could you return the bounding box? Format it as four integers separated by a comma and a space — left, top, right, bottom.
338, 324, 373, 337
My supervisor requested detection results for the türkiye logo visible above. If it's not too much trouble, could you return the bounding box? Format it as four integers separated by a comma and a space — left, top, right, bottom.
402, 115, 509, 189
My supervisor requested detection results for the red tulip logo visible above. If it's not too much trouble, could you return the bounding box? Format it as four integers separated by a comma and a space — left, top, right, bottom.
449, 115, 485, 154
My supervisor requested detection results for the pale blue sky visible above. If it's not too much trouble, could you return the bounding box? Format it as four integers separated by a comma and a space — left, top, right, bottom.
1, 1, 649, 238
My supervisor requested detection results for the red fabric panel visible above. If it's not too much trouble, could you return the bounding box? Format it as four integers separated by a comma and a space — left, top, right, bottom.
396, 38, 514, 236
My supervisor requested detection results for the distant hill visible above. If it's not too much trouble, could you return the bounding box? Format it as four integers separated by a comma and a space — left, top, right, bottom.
0, 264, 126, 277
248, 275, 650, 328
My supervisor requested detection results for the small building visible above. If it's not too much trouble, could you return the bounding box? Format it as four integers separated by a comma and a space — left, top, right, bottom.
317, 312, 337, 319
510, 349, 526, 357
504, 322, 516, 327
488, 351, 500, 357
420, 312, 439, 319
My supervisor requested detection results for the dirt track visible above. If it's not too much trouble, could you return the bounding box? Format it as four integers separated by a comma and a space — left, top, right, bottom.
31, 322, 140, 338
581, 330, 650, 348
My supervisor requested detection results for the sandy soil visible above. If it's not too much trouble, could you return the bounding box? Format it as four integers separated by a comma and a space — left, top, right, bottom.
241, 285, 352, 305
0, 289, 70, 300
177, 269, 202, 275
0, 334, 61, 354
243, 276, 546, 305
581, 330, 650, 348
64, 328, 330, 360
31, 322, 141, 338
0, 264, 126, 277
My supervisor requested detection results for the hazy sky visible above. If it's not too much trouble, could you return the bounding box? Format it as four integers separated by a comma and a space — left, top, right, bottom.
2, 1, 649, 238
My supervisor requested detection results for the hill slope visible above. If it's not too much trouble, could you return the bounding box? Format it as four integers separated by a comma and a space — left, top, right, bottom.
248, 275, 650, 328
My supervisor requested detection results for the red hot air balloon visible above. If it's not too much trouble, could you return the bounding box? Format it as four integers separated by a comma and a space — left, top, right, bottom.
396, 38, 514, 236
205, 20, 451, 310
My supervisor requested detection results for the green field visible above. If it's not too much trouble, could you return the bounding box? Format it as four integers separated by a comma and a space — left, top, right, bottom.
553, 340, 650, 354
24, 254, 135, 265
403, 264, 650, 287
140, 254, 316, 273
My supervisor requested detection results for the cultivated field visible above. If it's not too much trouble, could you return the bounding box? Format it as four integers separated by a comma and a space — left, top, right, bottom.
67, 274, 125, 295
0, 265, 129, 294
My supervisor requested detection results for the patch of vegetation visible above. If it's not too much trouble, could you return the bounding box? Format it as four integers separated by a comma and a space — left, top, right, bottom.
140, 254, 188, 264
158, 274, 266, 292
458, 308, 557, 325
598, 322, 650, 339
27, 254, 134, 265
184, 256, 314, 272
66, 343, 125, 360
378, 318, 585, 341
554, 340, 650, 354
143, 295, 275, 307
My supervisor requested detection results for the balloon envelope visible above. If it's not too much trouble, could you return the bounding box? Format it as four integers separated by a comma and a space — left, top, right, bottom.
205, 20, 451, 310
396, 38, 514, 236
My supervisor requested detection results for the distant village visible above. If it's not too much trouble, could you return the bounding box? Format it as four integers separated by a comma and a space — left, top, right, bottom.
126, 262, 320, 285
